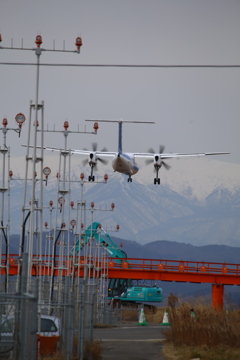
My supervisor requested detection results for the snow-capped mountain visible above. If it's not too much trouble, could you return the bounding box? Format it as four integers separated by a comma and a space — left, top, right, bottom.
5, 154, 240, 247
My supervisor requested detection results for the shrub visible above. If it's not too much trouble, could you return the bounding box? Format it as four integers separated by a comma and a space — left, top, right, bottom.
163, 299, 240, 349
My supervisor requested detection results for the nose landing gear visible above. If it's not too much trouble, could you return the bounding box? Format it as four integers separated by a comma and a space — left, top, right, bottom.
89, 163, 95, 182
154, 165, 161, 185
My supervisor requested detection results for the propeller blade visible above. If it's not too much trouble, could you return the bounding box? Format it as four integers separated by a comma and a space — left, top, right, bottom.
145, 158, 153, 166
101, 146, 108, 152
92, 142, 97, 152
148, 145, 165, 154
147, 148, 155, 154
162, 161, 171, 170
98, 157, 108, 165
159, 145, 165, 154
84, 143, 108, 153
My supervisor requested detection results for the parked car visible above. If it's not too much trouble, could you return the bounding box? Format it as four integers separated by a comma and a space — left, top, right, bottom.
36, 315, 61, 356
0, 314, 61, 358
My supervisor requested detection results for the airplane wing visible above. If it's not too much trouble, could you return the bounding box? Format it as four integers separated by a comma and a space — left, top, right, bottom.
70, 149, 117, 157
133, 152, 230, 159
22, 145, 117, 157
133, 150, 230, 185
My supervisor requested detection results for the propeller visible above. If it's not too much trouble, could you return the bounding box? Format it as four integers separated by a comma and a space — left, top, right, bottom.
82, 143, 108, 166
145, 145, 171, 170
161, 160, 171, 170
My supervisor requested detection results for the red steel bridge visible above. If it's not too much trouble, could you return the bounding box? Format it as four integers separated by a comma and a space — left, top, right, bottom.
2, 254, 240, 309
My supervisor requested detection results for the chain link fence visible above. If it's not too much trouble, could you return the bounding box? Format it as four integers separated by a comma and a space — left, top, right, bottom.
0, 253, 119, 360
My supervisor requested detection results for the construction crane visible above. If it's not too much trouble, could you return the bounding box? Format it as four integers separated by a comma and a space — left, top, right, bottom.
70, 222, 162, 310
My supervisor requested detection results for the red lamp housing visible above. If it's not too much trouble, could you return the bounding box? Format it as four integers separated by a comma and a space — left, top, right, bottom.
35, 35, 42, 47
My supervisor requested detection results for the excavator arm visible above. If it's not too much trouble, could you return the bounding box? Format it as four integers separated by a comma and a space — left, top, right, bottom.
69, 222, 127, 262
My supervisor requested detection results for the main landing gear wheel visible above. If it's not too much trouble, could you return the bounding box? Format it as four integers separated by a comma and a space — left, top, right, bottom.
128, 178, 132, 182
89, 175, 95, 182
154, 178, 160, 185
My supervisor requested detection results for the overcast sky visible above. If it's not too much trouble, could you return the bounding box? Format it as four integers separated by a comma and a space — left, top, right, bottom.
1, 0, 240, 169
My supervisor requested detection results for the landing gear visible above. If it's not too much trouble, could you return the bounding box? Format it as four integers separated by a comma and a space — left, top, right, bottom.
127, 176, 132, 183
89, 164, 95, 182
154, 165, 161, 185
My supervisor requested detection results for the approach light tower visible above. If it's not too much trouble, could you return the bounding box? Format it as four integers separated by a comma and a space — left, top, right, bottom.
0, 115, 26, 292
1, 34, 82, 291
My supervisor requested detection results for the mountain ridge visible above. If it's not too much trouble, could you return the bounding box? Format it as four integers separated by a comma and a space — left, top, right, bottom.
4, 155, 240, 247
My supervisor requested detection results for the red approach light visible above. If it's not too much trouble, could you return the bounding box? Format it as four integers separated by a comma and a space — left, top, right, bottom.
116, 224, 120, 231
44, 222, 48, 228
120, 242, 123, 248
9, 170, 13, 178
62, 222, 66, 228
70, 219, 76, 228
104, 174, 108, 182
70, 201, 74, 208
49, 200, 53, 207
63, 121, 69, 130
81, 223, 84, 229
111, 203, 115, 210
80, 173, 84, 180
93, 122, 99, 132
2, 118, 8, 127
56, 173, 60, 179
75, 37, 82, 50
58, 197, 65, 205
42, 167, 51, 178
35, 35, 42, 47
90, 202, 94, 209
15, 113, 26, 127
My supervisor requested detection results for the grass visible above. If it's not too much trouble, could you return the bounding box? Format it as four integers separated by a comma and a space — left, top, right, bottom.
161, 294, 240, 360
40, 339, 103, 360
162, 344, 240, 360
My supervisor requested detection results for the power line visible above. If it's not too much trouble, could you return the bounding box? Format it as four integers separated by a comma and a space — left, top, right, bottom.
0, 62, 240, 68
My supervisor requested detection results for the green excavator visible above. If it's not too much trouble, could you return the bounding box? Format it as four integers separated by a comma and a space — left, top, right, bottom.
69, 222, 163, 310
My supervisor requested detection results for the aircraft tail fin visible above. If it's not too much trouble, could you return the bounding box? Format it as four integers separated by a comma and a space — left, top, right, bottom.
85, 119, 154, 156
118, 121, 123, 154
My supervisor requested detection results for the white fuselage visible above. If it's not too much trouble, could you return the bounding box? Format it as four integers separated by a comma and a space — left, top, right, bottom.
112, 153, 139, 176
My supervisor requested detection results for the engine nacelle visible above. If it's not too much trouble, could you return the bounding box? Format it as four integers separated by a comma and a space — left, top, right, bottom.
154, 155, 162, 168
89, 152, 97, 165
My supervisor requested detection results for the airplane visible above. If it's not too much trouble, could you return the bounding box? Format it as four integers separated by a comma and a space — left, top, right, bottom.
33, 119, 229, 185
64, 119, 230, 184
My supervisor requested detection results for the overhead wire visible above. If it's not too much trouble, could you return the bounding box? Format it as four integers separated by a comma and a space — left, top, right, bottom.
0, 62, 240, 68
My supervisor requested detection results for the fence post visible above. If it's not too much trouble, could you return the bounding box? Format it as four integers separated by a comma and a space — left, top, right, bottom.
19, 253, 28, 360
30, 278, 38, 360
89, 292, 95, 343
79, 280, 86, 360
62, 278, 74, 360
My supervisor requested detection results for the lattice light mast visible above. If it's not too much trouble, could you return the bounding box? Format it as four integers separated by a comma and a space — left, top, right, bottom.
0, 115, 26, 292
